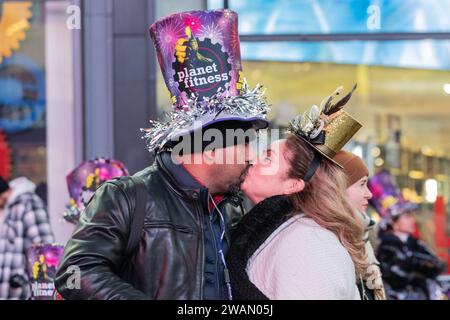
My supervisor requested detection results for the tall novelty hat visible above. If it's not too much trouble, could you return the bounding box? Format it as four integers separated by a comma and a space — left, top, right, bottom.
64, 157, 129, 223
368, 169, 419, 223
26, 243, 64, 300
144, 9, 270, 152
289, 84, 362, 181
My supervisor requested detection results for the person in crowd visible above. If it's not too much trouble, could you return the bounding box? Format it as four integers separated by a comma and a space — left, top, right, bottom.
334, 150, 386, 300
0, 176, 54, 299
369, 170, 446, 300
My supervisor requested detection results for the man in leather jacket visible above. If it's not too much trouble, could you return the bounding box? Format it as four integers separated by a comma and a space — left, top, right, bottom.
377, 211, 446, 300
55, 9, 270, 300
55, 121, 265, 300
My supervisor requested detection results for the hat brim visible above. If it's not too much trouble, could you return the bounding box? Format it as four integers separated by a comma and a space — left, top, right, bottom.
168, 111, 269, 142
391, 202, 420, 217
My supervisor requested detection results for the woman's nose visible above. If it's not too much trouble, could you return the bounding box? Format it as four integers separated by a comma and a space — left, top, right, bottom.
365, 187, 373, 199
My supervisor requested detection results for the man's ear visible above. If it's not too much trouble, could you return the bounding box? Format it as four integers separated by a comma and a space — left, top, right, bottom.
202, 148, 216, 165
283, 178, 305, 195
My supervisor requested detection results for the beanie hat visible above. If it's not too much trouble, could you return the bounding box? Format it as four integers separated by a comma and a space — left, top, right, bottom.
334, 150, 369, 187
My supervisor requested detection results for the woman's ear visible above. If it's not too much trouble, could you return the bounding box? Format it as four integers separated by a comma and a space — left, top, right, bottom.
283, 178, 305, 195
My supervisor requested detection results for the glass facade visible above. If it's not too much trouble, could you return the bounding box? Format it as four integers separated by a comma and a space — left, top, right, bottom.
0, 1, 47, 200
0, 0, 81, 243
209, 0, 450, 34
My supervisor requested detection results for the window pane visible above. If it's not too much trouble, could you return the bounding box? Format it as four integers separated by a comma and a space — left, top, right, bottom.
241, 40, 450, 70
0, 1, 47, 201
208, 0, 450, 35
240, 59, 450, 200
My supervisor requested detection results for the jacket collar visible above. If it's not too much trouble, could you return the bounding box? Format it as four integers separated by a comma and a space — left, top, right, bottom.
156, 152, 205, 200
156, 152, 244, 211
379, 232, 410, 246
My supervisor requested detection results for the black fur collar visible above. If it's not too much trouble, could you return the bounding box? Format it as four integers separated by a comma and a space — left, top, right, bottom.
227, 195, 294, 300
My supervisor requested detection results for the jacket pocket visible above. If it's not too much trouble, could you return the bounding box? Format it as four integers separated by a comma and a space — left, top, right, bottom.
143, 221, 195, 234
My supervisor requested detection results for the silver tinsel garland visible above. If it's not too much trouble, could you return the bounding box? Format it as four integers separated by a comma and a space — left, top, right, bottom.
141, 80, 271, 153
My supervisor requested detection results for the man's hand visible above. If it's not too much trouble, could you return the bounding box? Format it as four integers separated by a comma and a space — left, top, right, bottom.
175, 38, 188, 63
175, 26, 212, 63
236, 70, 245, 91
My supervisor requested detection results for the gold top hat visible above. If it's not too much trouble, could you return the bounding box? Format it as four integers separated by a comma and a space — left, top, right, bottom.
290, 84, 362, 168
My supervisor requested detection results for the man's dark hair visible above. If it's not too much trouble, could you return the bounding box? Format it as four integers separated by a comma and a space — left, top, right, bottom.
169, 120, 257, 155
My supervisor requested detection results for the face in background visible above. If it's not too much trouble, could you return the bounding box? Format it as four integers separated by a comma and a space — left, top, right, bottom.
346, 176, 373, 213
241, 139, 304, 204
393, 212, 416, 235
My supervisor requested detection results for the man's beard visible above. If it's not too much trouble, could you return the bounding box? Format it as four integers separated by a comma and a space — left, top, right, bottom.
228, 163, 252, 195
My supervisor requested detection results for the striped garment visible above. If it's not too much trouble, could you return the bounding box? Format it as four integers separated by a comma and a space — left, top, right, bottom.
0, 178, 54, 299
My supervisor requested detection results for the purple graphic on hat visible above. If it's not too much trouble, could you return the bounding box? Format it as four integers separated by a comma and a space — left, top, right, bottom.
150, 9, 242, 106
64, 157, 129, 223
26, 243, 64, 300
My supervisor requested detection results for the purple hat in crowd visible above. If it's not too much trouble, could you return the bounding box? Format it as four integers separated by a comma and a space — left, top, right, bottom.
368, 169, 419, 224
64, 157, 129, 223
143, 9, 270, 152
26, 243, 65, 300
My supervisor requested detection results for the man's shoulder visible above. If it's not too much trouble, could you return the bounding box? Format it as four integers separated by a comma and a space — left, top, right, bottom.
108, 165, 158, 190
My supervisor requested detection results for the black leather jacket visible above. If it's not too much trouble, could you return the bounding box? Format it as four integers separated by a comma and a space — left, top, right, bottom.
55, 155, 244, 300
377, 233, 445, 299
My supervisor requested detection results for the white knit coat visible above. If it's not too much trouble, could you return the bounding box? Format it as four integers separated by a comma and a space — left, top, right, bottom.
246, 214, 361, 300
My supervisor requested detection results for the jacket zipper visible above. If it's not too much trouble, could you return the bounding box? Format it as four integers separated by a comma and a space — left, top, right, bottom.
192, 199, 205, 300
219, 200, 232, 245
207, 201, 221, 299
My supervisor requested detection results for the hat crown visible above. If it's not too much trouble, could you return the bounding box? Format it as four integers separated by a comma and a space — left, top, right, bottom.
150, 9, 242, 107
290, 84, 361, 165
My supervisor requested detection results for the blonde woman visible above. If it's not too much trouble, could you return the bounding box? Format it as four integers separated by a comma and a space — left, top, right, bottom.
227, 86, 367, 299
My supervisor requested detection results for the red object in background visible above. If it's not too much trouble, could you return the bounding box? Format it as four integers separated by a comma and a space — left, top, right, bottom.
412, 221, 422, 240
0, 130, 12, 180
434, 194, 450, 274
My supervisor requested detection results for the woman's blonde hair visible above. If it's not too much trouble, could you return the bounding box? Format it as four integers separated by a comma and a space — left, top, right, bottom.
285, 134, 367, 276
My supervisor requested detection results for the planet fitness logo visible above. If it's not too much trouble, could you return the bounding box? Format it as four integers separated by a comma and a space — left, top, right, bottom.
172, 27, 231, 101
